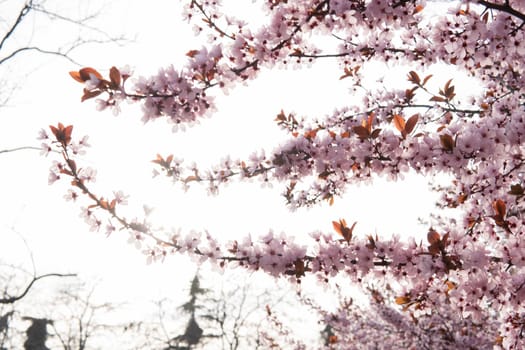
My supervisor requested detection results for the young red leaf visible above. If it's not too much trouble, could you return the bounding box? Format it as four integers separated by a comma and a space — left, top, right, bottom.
186, 49, 199, 57
332, 219, 356, 242
81, 89, 103, 102
49, 123, 74, 147
422, 74, 433, 86
109, 66, 121, 87
370, 128, 382, 139
365, 234, 376, 250
404, 114, 419, 135
492, 199, 506, 220
430, 96, 447, 102
339, 67, 353, 80
352, 125, 370, 139
393, 114, 406, 133
152, 154, 168, 166
407, 71, 420, 85
439, 134, 454, 152
78, 67, 103, 82
365, 113, 375, 133
69, 71, 84, 83
414, 4, 424, 13
340, 131, 351, 138
509, 184, 525, 196
427, 230, 440, 244
395, 296, 411, 305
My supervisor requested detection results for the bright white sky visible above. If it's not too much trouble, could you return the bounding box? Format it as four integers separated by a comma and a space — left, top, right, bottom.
0, 0, 454, 343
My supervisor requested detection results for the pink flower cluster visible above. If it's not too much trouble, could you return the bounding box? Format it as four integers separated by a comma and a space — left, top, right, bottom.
55, 0, 525, 348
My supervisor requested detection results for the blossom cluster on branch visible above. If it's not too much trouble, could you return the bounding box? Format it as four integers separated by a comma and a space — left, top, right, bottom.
43, 0, 525, 348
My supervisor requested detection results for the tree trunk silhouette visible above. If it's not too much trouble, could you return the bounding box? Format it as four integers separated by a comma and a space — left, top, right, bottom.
22, 317, 52, 350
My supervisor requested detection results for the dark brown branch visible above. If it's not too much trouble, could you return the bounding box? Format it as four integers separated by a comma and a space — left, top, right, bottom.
0, 273, 76, 304
0, 1, 32, 51
478, 0, 525, 22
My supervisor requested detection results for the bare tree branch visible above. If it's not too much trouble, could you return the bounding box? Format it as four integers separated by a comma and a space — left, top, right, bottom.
0, 1, 33, 52
0, 146, 45, 155
0, 46, 81, 66
0, 273, 76, 305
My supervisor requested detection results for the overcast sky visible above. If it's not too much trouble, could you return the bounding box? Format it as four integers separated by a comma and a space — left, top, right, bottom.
0, 0, 443, 335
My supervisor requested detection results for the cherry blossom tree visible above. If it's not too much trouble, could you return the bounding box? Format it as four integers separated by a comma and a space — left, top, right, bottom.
44, 0, 525, 348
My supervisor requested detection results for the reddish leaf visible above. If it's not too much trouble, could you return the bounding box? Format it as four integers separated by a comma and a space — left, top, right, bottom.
69, 71, 84, 83
81, 89, 103, 102
444, 79, 453, 92
366, 234, 377, 250
304, 129, 318, 140
445, 280, 456, 292
509, 184, 525, 196
275, 110, 286, 123
186, 49, 199, 57
456, 193, 468, 205
353, 125, 370, 139
439, 134, 454, 152
365, 113, 375, 133
395, 296, 411, 305
407, 71, 420, 85
99, 198, 109, 210
439, 79, 455, 100
404, 114, 419, 135
152, 154, 174, 168
393, 114, 406, 133
152, 154, 164, 165
492, 199, 506, 220
49, 123, 73, 147
78, 67, 103, 82
405, 87, 417, 102
339, 67, 353, 80
109, 66, 121, 87
442, 232, 450, 247
291, 258, 310, 278
427, 230, 440, 244
414, 4, 424, 13
370, 128, 382, 139
430, 96, 447, 102
428, 242, 441, 256
332, 219, 356, 242
422, 74, 433, 86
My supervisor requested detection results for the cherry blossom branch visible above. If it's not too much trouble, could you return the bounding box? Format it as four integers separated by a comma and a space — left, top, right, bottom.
478, 0, 525, 22
189, 0, 236, 40
230, 0, 330, 76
